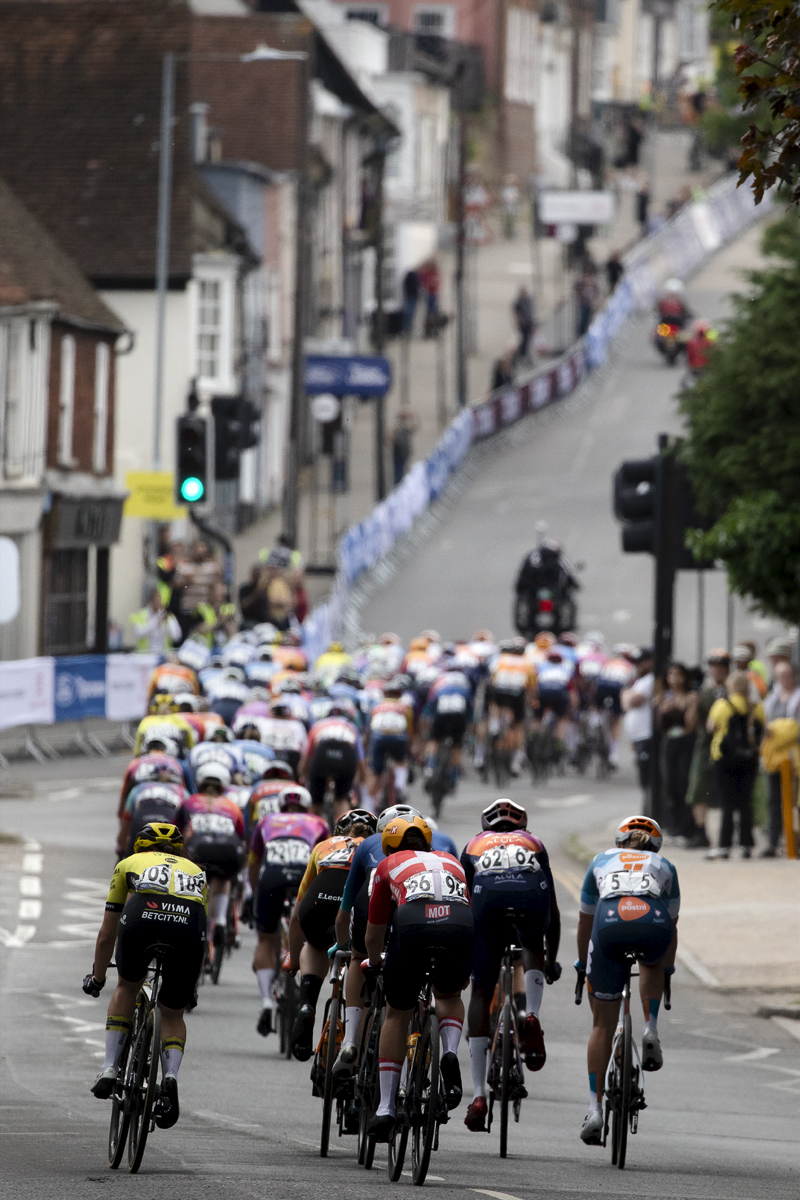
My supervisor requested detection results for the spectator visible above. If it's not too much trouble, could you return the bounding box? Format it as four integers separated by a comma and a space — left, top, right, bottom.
129, 589, 182, 656
687, 649, 730, 848
766, 635, 793, 680
654, 663, 698, 838
288, 567, 308, 624
706, 671, 765, 859
239, 565, 271, 628
193, 581, 237, 648
574, 266, 599, 337
500, 173, 520, 240
156, 537, 184, 609
512, 286, 535, 363
636, 179, 650, 235
264, 568, 295, 631
172, 540, 222, 641
492, 351, 514, 391
402, 267, 420, 335
605, 250, 624, 293
418, 259, 441, 337
731, 642, 768, 700
389, 406, 419, 485
622, 647, 655, 803
760, 661, 800, 856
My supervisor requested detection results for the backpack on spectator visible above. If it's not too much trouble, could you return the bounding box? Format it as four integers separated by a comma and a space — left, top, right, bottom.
719, 704, 758, 763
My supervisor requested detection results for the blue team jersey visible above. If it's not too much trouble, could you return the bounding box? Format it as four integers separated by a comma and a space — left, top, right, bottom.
536, 660, 573, 690
580, 848, 680, 920
422, 673, 473, 721
340, 829, 460, 911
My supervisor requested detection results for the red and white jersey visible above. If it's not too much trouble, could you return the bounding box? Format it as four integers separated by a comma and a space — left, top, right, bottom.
369, 850, 469, 923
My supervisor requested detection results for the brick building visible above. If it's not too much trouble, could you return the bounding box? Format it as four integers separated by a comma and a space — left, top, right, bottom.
0, 176, 126, 660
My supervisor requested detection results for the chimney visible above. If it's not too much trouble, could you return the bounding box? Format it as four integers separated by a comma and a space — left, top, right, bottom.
190, 102, 210, 163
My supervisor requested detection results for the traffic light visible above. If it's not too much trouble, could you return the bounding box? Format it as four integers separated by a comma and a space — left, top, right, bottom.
212, 397, 261, 480
613, 457, 658, 554
175, 415, 208, 504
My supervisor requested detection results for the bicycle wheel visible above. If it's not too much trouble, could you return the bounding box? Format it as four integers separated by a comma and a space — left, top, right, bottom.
283, 973, 298, 1060
127, 1006, 161, 1174
320, 982, 343, 1156
617, 1013, 633, 1168
410, 1013, 439, 1186
387, 1097, 409, 1181
108, 1003, 140, 1169
358, 999, 383, 1168
211, 925, 225, 986
499, 996, 512, 1159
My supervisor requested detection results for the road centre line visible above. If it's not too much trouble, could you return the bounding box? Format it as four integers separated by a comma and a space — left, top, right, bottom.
725, 1047, 780, 1063
472, 1190, 527, 1200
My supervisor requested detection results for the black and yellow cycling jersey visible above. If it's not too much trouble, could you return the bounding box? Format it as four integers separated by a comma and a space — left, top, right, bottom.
106, 850, 208, 913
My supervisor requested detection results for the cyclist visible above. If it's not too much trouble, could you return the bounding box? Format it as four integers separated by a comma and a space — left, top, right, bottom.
133, 714, 195, 759
205, 667, 250, 727
288, 809, 377, 1061
256, 696, 308, 776
577, 815, 679, 1146
486, 637, 537, 776
535, 647, 575, 743
314, 640, 352, 688
117, 752, 185, 824
147, 658, 200, 702
422, 668, 473, 791
594, 645, 636, 769
365, 812, 473, 1141
248, 784, 327, 1036
119, 780, 186, 859
368, 678, 412, 803
299, 701, 367, 821
175, 762, 246, 961
460, 799, 560, 1131
245, 762, 295, 830
332, 804, 456, 1075
84, 822, 206, 1130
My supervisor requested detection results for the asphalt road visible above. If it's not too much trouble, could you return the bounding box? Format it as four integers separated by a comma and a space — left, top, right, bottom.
2, 752, 800, 1198
2, 222, 799, 1195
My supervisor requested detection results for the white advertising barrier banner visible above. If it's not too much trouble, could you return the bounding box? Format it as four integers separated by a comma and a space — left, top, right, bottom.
0, 657, 55, 730
105, 653, 157, 721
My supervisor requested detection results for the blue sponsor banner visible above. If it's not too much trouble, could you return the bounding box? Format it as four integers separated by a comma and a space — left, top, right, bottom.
305, 355, 392, 397
54, 655, 107, 722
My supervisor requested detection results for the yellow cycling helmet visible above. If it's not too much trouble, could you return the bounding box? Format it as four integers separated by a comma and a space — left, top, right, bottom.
381, 813, 432, 854
149, 692, 179, 715
328, 641, 345, 654
133, 822, 184, 855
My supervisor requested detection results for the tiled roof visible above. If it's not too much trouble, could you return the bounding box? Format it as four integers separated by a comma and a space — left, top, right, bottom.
0, 175, 125, 332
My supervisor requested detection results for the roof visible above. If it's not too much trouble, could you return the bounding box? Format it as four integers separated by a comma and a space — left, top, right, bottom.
0, 176, 125, 333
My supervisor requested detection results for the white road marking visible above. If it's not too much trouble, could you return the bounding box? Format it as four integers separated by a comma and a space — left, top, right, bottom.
46, 788, 80, 802
405, 1172, 444, 1181
771, 1016, 800, 1044
22, 853, 43, 873
20, 876, 41, 897
676, 945, 720, 988
18, 900, 41, 920
192, 1109, 261, 1131
725, 1047, 780, 1063
472, 1190, 526, 1200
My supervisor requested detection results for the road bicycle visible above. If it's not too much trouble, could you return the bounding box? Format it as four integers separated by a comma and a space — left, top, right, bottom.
274, 898, 299, 1058
314, 948, 350, 1157
387, 949, 449, 1186
356, 965, 386, 1169
486, 926, 528, 1158
576, 952, 671, 1168
107, 946, 167, 1174
425, 738, 453, 818
485, 710, 514, 785
526, 711, 562, 781
209, 882, 241, 986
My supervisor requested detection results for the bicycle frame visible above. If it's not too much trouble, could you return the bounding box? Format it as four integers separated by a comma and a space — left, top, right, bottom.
602, 953, 646, 1168
486, 935, 527, 1157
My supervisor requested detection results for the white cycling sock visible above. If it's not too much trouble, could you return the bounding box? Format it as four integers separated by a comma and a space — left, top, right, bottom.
376, 1058, 402, 1117
474, 743, 485, 767
343, 1006, 361, 1047
102, 1019, 131, 1072
394, 765, 409, 794
256, 968, 275, 1005
439, 1017, 463, 1056
524, 969, 544, 1017
212, 893, 228, 925
469, 1036, 489, 1099
160, 1037, 184, 1079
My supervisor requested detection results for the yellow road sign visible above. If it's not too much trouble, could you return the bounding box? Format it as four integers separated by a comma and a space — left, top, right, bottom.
123, 472, 185, 520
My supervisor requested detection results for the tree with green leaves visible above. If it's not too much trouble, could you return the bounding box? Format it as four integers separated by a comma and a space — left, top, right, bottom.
680, 211, 800, 623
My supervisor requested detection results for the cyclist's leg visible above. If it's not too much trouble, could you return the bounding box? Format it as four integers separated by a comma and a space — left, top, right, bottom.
155, 928, 204, 1129
430, 907, 473, 1108
337, 881, 370, 1067
254, 870, 293, 1032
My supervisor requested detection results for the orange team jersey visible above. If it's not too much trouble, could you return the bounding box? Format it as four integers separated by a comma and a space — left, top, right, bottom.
148, 662, 199, 697
368, 849, 469, 922
296, 834, 362, 902
272, 646, 308, 672
182, 712, 223, 742
176, 794, 245, 842
491, 654, 537, 694
370, 699, 412, 737
402, 649, 432, 677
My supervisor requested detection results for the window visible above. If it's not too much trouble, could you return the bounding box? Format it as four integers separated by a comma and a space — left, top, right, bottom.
42, 548, 89, 655
2, 321, 23, 478
197, 280, 221, 381
413, 5, 455, 37
57, 334, 76, 467
93, 342, 110, 473
345, 4, 388, 25
505, 9, 538, 105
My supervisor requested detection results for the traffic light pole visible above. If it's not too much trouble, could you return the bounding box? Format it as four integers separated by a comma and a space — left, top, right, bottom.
651, 433, 676, 824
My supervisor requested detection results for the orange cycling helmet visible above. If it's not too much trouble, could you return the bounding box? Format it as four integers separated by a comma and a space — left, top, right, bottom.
615, 815, 662, 853
381, 813, 432, 854
533, 632, 556, 649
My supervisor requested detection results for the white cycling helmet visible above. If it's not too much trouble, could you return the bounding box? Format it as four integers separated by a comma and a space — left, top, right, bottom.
615, 815, 662, 852
481, 798, 528, 832
377, 803, 422, 832
195, 761, 232, 791
142, 729, 182, 760
663, 277, 684, 295
278, 784, 312, 812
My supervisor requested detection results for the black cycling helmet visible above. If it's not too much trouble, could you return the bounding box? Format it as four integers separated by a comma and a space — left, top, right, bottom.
335, 808, 378, 837
133, 821, 184, 855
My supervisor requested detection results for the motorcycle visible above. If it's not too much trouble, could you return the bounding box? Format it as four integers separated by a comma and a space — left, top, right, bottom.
653, 321, 684, 366
514, 587, 578, 640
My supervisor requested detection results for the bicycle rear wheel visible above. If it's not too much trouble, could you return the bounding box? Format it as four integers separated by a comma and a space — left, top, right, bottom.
320, 982, 343, 1156
211, 924, 225, 985
388, 1102, 409, 1181
499, 997, 512, 1158
612, 1013, 632, 1170
281, 973, 298, 1060
410, 1013, 439, 1186
108, 1004, 139, 1169
358, 1001, 383, 1169
127, 1006, 161, 1174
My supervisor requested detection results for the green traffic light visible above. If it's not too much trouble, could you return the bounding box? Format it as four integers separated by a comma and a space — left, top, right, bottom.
180, 476, 205, 503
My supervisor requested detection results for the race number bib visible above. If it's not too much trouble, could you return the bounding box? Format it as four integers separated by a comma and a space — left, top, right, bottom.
265, 838, 311, 866
134, 862, 172, 893
190, 813, 236, 837
173, 869, 206, 897
320, 722, 357, 745
599, 870, 661, 900
371, 710, 407, 735
267, 727, 303, 752
255, 796, 282, 821
475, 845, 539, 874
318, 842, 354, 868
493, 670, 525, 692
437, 693, 467, 714
405, 870, 467, 902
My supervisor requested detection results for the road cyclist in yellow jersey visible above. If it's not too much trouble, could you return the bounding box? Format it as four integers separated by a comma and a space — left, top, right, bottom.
83, 822, 207, 1131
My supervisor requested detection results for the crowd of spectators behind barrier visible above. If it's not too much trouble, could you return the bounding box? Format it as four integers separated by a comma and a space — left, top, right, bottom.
129, 534, 308, 656
622, 636, 800, 860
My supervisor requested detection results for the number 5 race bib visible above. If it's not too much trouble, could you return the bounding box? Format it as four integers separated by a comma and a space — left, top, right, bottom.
599, 870, 661, 900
